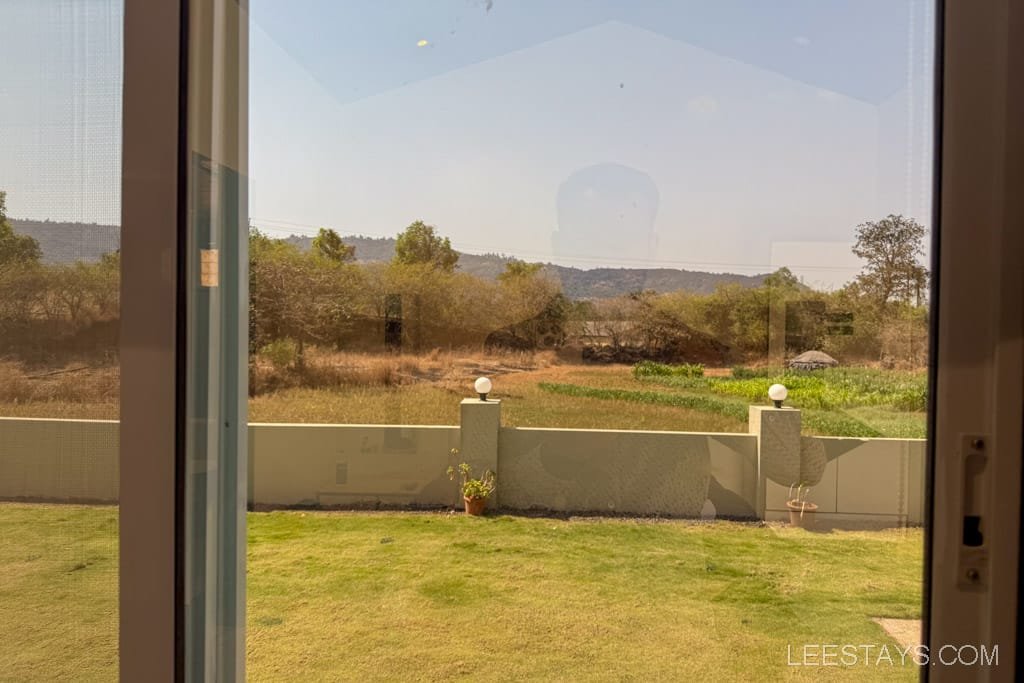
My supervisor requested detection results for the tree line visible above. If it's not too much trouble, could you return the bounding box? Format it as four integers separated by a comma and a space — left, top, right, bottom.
249, 221, 573, 365
249, 214, 930, 367
0, 185, 929, 367
0, 192, 120, 355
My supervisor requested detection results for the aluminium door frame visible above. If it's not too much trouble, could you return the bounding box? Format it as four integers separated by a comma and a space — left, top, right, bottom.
120, 0, 184, 679
926, 0, 1023, 680
121, 0, 249, 680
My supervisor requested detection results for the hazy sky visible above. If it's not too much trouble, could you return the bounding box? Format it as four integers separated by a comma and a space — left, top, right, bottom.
0, 0, 122, 227
0, 1, 935, 290
250, 0, 935, 288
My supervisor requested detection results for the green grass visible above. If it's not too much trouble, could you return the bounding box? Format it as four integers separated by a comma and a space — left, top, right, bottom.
2, 503, 924, 681
537, 382, 891, 438
844, 407, 928, 440
538, 382, 751, 423
0, 504, 119, 681
633, 360, 705, 378
622, 363, 927, 438
641, 364, 927, 412
800, 410, 884, 438
713, 368, 926, 412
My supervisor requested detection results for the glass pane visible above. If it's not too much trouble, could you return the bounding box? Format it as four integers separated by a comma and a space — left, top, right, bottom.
0, 1, 122, 679
183, 0, 249, 679
248, 1, 935, 678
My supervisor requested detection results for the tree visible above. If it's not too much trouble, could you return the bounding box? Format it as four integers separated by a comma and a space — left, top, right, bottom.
590, 296, 642, 350
393, 220, 458, 272
497, 258, 542, 282
762, 266, 801, 292
249, 228, 364, 363
93, 251, 121, 318
852, 214, 928, 306
31, 254, 122, 330
0, 191, 41, 275
494, 259, 566, 348
0, 263, 45, 330
312, 227, 355, 263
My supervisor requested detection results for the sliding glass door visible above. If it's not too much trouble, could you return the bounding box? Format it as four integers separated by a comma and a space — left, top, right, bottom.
243, 2, 947, 679
10, 1, 1020, 679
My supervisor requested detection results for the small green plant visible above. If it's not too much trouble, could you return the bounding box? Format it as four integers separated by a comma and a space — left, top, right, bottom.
447, 452, 496, 501
730, 366, 775, 379
788, 482, 814, 516
261, 338, 299, 371
632, 361, 704, 379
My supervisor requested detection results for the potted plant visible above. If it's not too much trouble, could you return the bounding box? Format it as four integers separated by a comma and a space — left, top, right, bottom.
447, 461, 496, 516
787, 482, 818, 529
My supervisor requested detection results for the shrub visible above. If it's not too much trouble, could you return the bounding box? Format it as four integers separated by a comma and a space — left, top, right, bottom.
892, 387, 928, 412
261, 339, 299, 371
0, 363, 34, 402
730, 366, 776, 379
0, 362, 119, 404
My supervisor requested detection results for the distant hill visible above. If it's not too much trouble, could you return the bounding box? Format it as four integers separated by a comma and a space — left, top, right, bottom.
549, 266, 766, 298
13, 221, 767, 298
286, 235, 768, 298
11, 219, 120, 263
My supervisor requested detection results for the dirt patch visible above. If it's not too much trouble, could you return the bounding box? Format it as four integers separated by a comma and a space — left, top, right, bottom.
0, 361, 119, 403
873, 617, 921, 652
251, 348, 557, 395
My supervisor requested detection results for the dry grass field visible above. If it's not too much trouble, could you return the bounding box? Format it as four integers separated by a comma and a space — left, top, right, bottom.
0, 349, 926, 437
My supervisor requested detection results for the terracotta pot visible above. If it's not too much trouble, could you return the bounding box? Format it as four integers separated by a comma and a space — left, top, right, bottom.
464, 496, 487, 516
786, 500, 818, 528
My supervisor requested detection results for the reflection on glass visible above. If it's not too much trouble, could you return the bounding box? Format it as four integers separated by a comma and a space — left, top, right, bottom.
248, 1, 934, 678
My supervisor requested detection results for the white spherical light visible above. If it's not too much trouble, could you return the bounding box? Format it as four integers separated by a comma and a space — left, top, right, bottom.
474, 376, 493, 399
768, 383, 788, 406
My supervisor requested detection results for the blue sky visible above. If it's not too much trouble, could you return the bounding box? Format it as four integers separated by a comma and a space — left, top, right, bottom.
0, 1, 935, 289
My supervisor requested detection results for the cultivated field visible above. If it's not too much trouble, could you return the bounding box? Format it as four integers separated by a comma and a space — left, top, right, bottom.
0, 351, 927, 438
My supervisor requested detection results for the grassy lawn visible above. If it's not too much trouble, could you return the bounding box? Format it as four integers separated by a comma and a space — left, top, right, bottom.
0, 504, 119, 681
1, 503, 924, 681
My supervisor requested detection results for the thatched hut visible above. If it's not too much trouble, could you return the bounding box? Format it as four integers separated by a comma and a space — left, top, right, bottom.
788, 350, 839, 371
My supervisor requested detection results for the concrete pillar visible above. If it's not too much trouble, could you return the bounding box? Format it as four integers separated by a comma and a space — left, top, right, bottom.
459, 398, 501, 507
748, 405, 802, 518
